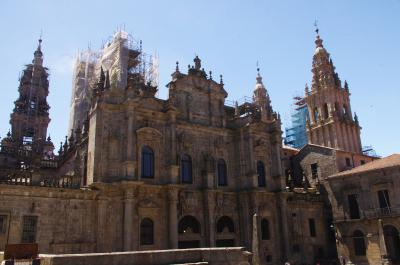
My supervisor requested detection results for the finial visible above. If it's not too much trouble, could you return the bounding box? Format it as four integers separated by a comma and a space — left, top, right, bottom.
209, 71, 212, 80
175, 61, 179, 72
344, 80, 349, 91
354, 112, 359, 125
47, 134, 51, 142
314, 19, 319, 36
256, 61, 260, 74
219, 74, 224, 85
234, 101, 239, 116
314, 20, 323, 48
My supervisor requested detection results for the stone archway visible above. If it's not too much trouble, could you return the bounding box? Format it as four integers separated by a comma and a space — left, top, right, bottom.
178, 215, 201, 249
384, 225, 400, 264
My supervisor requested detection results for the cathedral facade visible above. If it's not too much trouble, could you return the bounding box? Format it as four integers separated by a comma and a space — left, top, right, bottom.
1, 29, 388, 265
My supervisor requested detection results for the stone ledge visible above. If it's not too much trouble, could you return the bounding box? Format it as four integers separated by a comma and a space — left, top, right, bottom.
38, 247, 251, 265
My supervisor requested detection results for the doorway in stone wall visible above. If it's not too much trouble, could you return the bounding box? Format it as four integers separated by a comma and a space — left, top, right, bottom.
384, 225, 400, 264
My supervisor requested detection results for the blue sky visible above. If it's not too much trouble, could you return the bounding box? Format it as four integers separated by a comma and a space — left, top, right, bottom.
0, 0, 399, 156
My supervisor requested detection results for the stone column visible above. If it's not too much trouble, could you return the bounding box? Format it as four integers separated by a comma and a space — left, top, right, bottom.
123, 189, 134, 251
126, 111, 134, 160
206, 191, 216, 247
96, 197, 108, 252
168, 187, 179, 249
124, 110, 136, 179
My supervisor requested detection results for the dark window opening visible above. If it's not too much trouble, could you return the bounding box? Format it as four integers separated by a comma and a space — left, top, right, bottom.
178, 240, 200, 249
348, 194, 360, 219
360, 160, 366, 165
21, 216, 38, 243
217, 159, 228, 186
292, 244, 300, 252
353, 230, 366, 256
140, 218, 154, 245
216, 216, 235, 233
311, 163, 318, 179
179, 215, 200, 234
309, 218, 316, 237
216, 239, 235, 247
323, 103, 329, 119
141, 146, 154, 178
0, 215, 7, 234
265, 255, 272, 263
378, 190, 391, 214
181, 154, 193, 184
257, 161, 266, 187
345, 157, 352, 167
261, 218, 270, 240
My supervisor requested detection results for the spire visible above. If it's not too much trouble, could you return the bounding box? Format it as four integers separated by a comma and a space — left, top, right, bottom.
253, 67, 273, 121
33, 38, 43, 66
305, 83, 310, 96
314, 20, 323, 48
256, 66, 263, 84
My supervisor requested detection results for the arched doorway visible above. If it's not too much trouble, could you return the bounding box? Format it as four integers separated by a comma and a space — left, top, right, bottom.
216, 216, 235, 247
178, 215, 201, 249
384, 225, 400, 264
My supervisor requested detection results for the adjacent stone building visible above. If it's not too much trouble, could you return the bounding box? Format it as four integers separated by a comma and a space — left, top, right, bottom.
326, 154, 400, 265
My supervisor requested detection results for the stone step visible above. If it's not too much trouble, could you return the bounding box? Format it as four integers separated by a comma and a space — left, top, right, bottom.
169, 262, 208, 265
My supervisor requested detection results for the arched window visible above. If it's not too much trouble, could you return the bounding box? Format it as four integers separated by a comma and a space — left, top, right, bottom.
217, 159, 228, 186
314, 108, 319, 122
216, 216, 235, 233
140, 218, 154, 245
323, 103, 329, 119
335, 102, 340, 116
353, 230, 366, 256
181, 154, 193, 184
261, 218, 270, 240
257, 161, 266, 187
141, 146, 154, 178
178, 215, 200, 234
343, 104, 348, 117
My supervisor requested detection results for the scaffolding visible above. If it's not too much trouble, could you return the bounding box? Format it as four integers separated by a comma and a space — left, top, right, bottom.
284, 96, 309, 149
68, 30, 159, 134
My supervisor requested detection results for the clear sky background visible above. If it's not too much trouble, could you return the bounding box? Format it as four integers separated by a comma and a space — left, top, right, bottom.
0, 0, 399, 156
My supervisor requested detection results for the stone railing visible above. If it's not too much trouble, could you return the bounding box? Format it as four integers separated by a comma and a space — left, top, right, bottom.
0, 174, 80, 189
363, 207, 400, 219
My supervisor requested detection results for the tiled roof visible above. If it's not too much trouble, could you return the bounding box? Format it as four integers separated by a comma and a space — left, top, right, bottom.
329, 154, 400, 178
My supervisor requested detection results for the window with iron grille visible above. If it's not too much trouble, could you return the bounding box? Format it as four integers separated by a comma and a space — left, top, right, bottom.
21, 216, 38, 243
0, 215, 7, 234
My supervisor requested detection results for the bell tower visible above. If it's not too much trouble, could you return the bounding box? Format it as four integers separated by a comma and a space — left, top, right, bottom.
305, 29, 362, 154
9, 38, 51, 151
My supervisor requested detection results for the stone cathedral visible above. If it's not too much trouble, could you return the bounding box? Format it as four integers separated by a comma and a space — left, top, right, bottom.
0, 29, 390, 265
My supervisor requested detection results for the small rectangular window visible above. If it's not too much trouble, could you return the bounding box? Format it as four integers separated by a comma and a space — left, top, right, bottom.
0, 215, 7, 234
311, 163, 318, 179
265, 255, 272, 263
21, 216, 38, 243
309, 218, 316, 237
345, 157, 352, 167
360, 160, 366, 165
